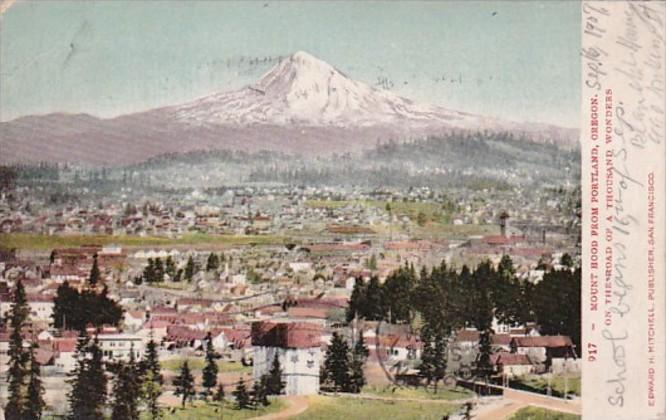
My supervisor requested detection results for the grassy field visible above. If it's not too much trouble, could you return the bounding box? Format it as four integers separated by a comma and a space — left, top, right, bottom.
306, 199, 449, 223
509, 406, 581, 420
294, 395, 460, 420
145, 399, 286, 420
512, 374, 581, 397
0, 233, 286, 250
305, 199, 497, 239
362, 384, 474, 401
161, 358, 252, 374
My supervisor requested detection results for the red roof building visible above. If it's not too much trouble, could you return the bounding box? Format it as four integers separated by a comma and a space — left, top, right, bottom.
251, 321, 322, 349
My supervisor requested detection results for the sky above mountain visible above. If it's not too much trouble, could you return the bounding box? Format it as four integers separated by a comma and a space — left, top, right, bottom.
0, 1, 580, 127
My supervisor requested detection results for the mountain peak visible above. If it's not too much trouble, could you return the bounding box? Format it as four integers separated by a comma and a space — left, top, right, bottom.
290, 50, 326, 64
171, 50, 457, 127
254, 50, 342, 95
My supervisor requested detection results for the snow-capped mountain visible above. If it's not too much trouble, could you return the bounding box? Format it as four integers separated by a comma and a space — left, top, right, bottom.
169, 51, 477, 128
0, 51, 577, 165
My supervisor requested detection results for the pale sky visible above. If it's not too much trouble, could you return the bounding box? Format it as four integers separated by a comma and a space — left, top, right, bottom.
0, 1, 580, 127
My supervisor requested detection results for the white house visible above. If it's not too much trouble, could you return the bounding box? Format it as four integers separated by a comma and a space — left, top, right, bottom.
251, 321, 322, 396
490, 351, 535, 378
123, 311, 146, 331
0, 295, 55, 325
97, 332, 144, 361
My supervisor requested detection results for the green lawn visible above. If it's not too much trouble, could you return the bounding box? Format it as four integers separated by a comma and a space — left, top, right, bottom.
0, 232, 286, 250
145, 399, 286, 420
294, 395, 460, 420
512, 374, 581, 397
509, 406, 581, 420
362, 384, 474, 401
161, 358, 252, 374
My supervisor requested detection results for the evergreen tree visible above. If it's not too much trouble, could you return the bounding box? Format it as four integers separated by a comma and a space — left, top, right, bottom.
233, 378, 251, 409
5, 279, 29, 420
24, 344, 45, 420
364, 276, 385, 321
52, 282, 123, 331
165, 256, 177, 278
88, 254, 101, 287
322, 332, 351, 392
154, 258, 164, 283
418, 328, 436, 386
206, 252, 220, 271
173, 361, 195, 408
202, 333, 219, 398
67, 334, 108, 420
266, 353, 285, 395
533, 267, 581, 350
468, 262, 495, 380
560, 253, 574, 268
383, 266, 415, 323
139, 339, 163, 420
345, 278, 367, 323
184, 256, 196, 281
349, 331, 369, 393
144, 259, 156, 283
251, 375, 270, 408
213, 383, 225, 402
431, 332, 448, 392
110, 349, 141, 420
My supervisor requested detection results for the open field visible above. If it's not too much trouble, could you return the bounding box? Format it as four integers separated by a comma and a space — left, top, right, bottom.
142, 399, 286, 420
362, 384, 474, 401
511, 374, 581, 397
0, 233, 287, 250
293, 395, 461, 419
509, 406, 581, 420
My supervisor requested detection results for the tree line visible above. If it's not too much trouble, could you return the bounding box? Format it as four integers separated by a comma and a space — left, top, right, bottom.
346, 255, 581, 381
137, 252, 225, 284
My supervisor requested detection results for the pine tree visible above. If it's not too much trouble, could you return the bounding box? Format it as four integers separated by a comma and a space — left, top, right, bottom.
24, 343, 45, 420
184, 256, 196, 281
251, 375, 270, 408
365, 276, 385, 321
144, 258, 156, 283
213, 383, 225, 402
139, 339, 163, 420
349, 331, 369, 393
431, 332, 448, 393
418, 328, 436, 386
88, 254, 101, 287
345, 278, 367, 323
202, 333, 219, 398
232, 378, 251, 410
110, 348, 141, 420
173, 361, 195, 408
5, 279, 29, 420
323, 332, 351, 392
266, 353, 285, 395
154, 258, 164, 283
165, 256, 177, 278
67, 334, 108, 420
206, 252, 219, 271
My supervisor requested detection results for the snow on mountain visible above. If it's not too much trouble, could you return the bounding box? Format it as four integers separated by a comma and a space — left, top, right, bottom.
169, 51, 485, 128
0, 51, 578, 165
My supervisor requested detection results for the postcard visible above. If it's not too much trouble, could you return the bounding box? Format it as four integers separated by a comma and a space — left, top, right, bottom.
0, 1, 663, 419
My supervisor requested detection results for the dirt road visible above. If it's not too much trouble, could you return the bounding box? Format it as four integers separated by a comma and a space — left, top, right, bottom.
250, 396, 310, 420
